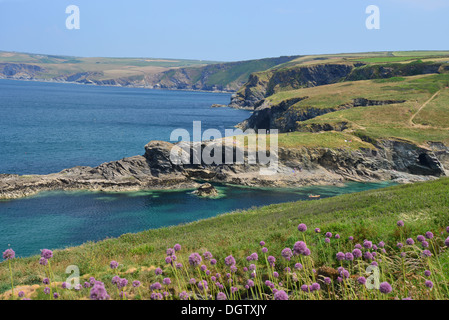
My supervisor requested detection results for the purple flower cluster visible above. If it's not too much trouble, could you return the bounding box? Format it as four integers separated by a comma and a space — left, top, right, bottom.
188, 253, 202, 267
293, 241, 310, 256
40, 249, 53, 260
90, 281, 110, 300
2, 248, 15, 260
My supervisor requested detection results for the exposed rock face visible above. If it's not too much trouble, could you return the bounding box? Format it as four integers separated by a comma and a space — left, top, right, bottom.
0, 63, 45, 79
192, 183, 218, 197
229, 61, 444, 110
0, 56, 298, 92
238, 97, 406, 132
0, 138, 447, 199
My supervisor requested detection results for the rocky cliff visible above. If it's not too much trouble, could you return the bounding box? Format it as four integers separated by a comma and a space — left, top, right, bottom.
229, 61, 445, 109
238, 97, 407, 132
0, 56, 299, 92
0, 138, 447, 199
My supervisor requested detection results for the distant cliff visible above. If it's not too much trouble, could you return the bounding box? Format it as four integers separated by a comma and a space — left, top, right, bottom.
229, 61, 445, 109
0, 55, 299, 92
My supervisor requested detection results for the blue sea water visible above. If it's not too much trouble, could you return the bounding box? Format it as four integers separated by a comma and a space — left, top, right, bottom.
0, 79, 249, 175
0, 79, 396, 257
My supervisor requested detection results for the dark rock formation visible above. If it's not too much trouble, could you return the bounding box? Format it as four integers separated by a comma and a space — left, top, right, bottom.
0, 63, 45, 79
238, 97, 406, 132
0, 138, 447, 200
192, 183, 218, 197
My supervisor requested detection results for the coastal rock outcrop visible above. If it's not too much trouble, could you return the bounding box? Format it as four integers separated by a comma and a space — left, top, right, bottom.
0, 138, 447, 200
192, 183, 219, 197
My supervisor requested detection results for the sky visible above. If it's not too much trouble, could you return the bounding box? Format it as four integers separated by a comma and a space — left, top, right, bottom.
0, 0, 448, 61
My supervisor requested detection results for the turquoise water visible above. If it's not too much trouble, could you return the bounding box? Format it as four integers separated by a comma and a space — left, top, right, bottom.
0, 181, 395, 257
0, 79, 249, 175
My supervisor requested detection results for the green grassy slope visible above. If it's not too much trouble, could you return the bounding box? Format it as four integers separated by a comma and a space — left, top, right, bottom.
1, 177, 448, 299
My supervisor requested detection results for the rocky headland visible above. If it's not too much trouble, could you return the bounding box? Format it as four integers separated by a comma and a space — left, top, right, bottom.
0, 138, 447, 200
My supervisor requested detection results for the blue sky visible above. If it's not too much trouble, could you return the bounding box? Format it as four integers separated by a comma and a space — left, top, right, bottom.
0, 0, 448, 61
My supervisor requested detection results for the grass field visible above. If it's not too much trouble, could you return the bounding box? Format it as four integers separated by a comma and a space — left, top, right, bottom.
263, 72, 449, 147
1, 177, 448, 300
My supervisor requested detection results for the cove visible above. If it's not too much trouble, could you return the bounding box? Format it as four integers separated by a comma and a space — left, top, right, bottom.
0, 181, 396, 257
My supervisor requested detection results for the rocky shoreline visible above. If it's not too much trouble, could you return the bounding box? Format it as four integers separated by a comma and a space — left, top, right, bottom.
1, 138, 447, 200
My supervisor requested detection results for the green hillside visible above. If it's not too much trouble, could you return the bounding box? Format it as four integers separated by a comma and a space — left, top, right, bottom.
1, 177, 449, 300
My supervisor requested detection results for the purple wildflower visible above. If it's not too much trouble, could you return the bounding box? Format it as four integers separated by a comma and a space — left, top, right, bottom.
217, 292, 227, 300
274, 290, 289, 300
352, 248, 362, 258
281, 248, 293, 260
203, 251, 213, 260
336, 252, 345, 261
40, 249, 53, 260
132, 281, 141, 288
89, 281, 109, 300
364, 252, 373, 261
345, 252, 354, 261
111, 276, 120, 285
198, 280, 208, 291
311, 283, 320, 291
174, 244, 181, 251
224, 255, 236, 267
397, 220, 404, 227
189, 253, 202, 267
358, 277, 366, 285
179, 291, 189, 300
406, 238, 414, 246
379, 282, 392, 294
297, 223, 307, 232
155, 267, 163, 275
363, 240, 373, 249
150, 282, 162, 291
425, 280, 434, 289
2, 249, 15, 260
425, 231, 434, 239
110, 261, 118, 269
